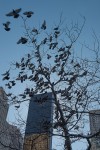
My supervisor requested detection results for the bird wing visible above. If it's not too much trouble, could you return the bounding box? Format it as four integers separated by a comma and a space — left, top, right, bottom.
6, 8, 21, 16
15, 8, 22, 13
28, 11, 34, 14
23, 12, 28, 15
6, 11, 14, 16
17, 38, 22, 44
23, 11, 32, 15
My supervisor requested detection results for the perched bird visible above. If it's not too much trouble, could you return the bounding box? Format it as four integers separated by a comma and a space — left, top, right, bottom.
42, 38, 47, 44
5, 83, 11, 89
6, 93, 12, 97
2, 70, 10, 76
23, 11, 34, 18
6, 8, 21, 18
54, 27, 59, 30
19, 94, 26, 99
17, 37, 28, 44
80, 71, 87, 77
52, 42, 58, 49
47, 54, 51, 59
16, 62, 20, 68
3, 21, 10, 31
15, 105, 20, 109
32, 38, 36, 43
2, 70, 10, 80
32, 28, 38, 34
41, 20, 46, 30
66, 44, 72, 49
49, 36, 52, 42
10, 80, 16, 86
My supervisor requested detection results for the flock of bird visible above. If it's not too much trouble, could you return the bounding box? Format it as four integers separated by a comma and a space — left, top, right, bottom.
3, 8, 34, 31
2, 8, 88, 108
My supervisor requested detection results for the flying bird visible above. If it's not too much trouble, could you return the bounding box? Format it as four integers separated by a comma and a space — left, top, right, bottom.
23, 11, 34, 18
3, 76, 10, 80
3, 21, 10, 31
17, 37, 28, 44
6, 8, 21, 18
2, 70, 10, 80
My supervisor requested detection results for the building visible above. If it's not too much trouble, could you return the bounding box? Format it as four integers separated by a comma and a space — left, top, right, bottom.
0, 87, 23, 150
89, 110, 100, 150
23, 92, 53, 150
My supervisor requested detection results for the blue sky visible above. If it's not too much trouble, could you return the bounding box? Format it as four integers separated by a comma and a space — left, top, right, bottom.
0, 0, 100, 149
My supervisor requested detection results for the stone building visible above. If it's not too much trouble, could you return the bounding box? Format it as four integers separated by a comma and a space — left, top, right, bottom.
89, 110, 100, 150
0, 87, 23, 150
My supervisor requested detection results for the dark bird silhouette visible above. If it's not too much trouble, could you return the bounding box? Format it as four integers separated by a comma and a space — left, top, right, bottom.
66, 44, 72, 49
54, 27, 59, 30
19, 94, 26, 99
42, 38, 47, 44
17, 37, 28, 44
49, 36, 52, 42
16, 62, 20, 68
2, 70, 10, 76
23, 11, 34, 18
5, 83, 11, 89
2, 70, 10, 80
3, 21, 10, 31
47, 54, 51, 59
10, 80, 16, 86
6, 8, 21, 18
41, 20, 46, 30
15, 105, 20, 109
32, 28, 38, 34
80, 71, 87, 77
6, 93, 12, 97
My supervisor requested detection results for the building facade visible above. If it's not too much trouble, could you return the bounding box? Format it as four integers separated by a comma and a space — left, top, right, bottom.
23, 92, 53, 150
89, 110, 100, 150
0, 87, 23, 150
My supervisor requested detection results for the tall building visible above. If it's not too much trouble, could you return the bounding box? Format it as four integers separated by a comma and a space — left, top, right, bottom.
89, 110, 100, 150
23, 92, 53, 150
0, 87, 23, 150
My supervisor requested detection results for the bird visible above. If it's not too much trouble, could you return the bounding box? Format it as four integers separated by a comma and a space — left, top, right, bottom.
6, 8, 21, 18
2, 70, 10, 80
41, 20, 46, 30
42, 38, 47, 44
5, 83, 11, 89
54, 27, 59, 30
15, 105, 20, 109
3, 21, 10, 31
32, 28, 38, 34
17, 37, 28, 44
16, 62, 20, 68
10, 80, 16, 86
80, 71, 87, 77
2, 70, 10, 76
49, 36, 52, 42
47, 54, 51, 59
23, 11, 34, 18
6, 93, 12, 97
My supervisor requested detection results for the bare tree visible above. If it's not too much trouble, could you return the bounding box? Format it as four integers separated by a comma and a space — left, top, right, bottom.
2, 8, 100, 150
